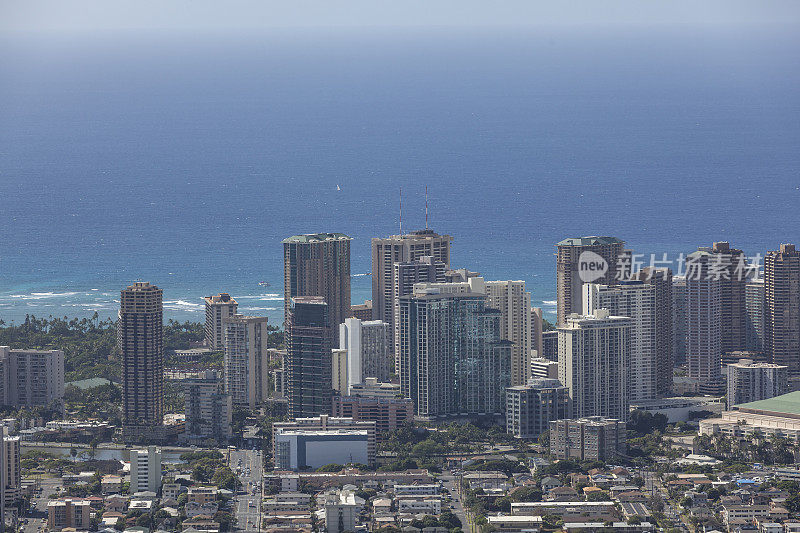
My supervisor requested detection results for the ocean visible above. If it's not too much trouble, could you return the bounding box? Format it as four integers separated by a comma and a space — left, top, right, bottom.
1, 25, 799, 326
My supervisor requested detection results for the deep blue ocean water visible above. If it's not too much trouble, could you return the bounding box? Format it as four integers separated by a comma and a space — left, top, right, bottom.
1, 26, 799, 326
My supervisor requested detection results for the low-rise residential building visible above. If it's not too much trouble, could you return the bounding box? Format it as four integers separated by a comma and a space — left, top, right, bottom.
506, 378, 571, 439
187, 486, 218, 505
331, 394, 414, 437
397, 498, 441, 514
549, 417, 626, 461
324, 488, 364, 533
510, 501, 616, 518
47, 499, 91, 530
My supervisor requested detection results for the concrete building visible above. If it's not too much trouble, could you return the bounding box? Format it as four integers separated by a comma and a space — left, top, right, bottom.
709, 242, 749, 354
47, 499, 91, 530
273, 415, 376, 469
556, 236, 626, 326
549, 417, 626, 461
351, 300, 372, 321
348, 377, 402, 399
637, 267, 674, 398
0, 347, 64, 408
672, 276, 687, 366
183, 370, 232, 443
558, 310, 632, 420
765, 244, 800, 375
398, 291, 511, 419
332, 394, 414, 437
685, 251, 725, 395
203, 293, 238, 350
726, 359, 788, 408
485, 280, 533, 386
283, 233, 351, 343
542, 330, 558, 361
119, 282, 165, 443
391, 256, 447, 358
339, 318, 391, 390
129, 446, 162, 493
700, 391, 800, 442
371, 229, 452, 326
506, 378, 571, 439
324, 489, 364, 533
585, 281, 656, 402
0, 430, 20, 525
745, 278, 766, 353
223, 314, 269, 408
531, 307, 545, 359
530, 358, 559, 380
331, 348, 348, 394
285, 297, 333, 419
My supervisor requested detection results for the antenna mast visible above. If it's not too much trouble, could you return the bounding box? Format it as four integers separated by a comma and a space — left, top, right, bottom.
425, 185, 429, 229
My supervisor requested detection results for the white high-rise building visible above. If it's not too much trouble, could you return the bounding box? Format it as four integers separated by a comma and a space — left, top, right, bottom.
585, 282, 657, 401
339, 318, 390, 393
0, 347, 65, 408
727, 359, 788, 408
203, 293, 238, 350
558, 310, 632, 420
223, 315, 270, 408
129, 446, 162, 494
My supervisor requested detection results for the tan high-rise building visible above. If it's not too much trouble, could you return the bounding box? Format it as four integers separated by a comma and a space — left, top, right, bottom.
371, 229, 452, 325
283, 233, 351, 343
685, 251, 724, 395
765, 244, 800, 375
637, 267, 674, 398
710, 242, 748, 353
485, 280, 532, 386
0, 347, 65, 408
223, 314, 270, 408
556, 236, 626, 326
119, 282, 164, 443
203, 293, 237, 350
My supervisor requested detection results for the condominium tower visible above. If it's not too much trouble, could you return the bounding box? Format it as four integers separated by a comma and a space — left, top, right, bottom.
286, 297, 334, 418
726, 358, 788, 408
0, 347, 64, 407
685, 251, 724, 395
372, 229, 452, 324
765, 244, 800, 374
558, 310, 632, 420
203, 293, 238, 350
119, 282, 164, 443
223, 314, 270, 408
745, 278, 765, 353
556, 236, 626, 326
339, 318, 391, 391
283, 233, 351, 342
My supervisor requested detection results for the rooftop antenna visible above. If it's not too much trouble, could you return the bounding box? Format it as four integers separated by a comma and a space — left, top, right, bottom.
399, 187, 403, 235
425, 185, 429, 229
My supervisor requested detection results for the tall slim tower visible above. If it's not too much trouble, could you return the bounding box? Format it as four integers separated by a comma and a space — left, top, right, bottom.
223, 314, 269, 408
638, 267, 674, 398
710, 242, 748, 353
283, 233, 351, 342
286, 297, 333, 418
556, 236, 626, 326
119, 282, 164, 443
203, 293, 237, 350
485, 280, 532, 387
685, 251, 724, 395
371, 229, 453, 324
672, 276, 687, 365
745, 278, 766, 353
765, 244, 800, 375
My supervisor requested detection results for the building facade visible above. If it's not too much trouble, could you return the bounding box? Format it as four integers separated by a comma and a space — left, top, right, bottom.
0, 347, 64, 408
129, 445, 162, 494
637, 267, 674, 398
745, 278, 765, 353
283, 233, 351, 343
672, 276, 687, 365
273, 415, 376, 469
203, 293, 237, 350
556, 236, 626, 326
391, 256, 447, 358
506, 378, 571, 439
286, 297, 333, 419
183, 370, 232, 443
397, 291, 511, 419
549, 417, 626, 461
339, 318, 391, 390
765, 244, 800, 375
331, 395, 414, 437
685, 251, 724, 395
485, 280, 533, 386
223, 314, 269, 408
371, 229, 452, 326
119, 282, 165, 443
727, 359, 789, 408
558, 310, 632, 420
530, 358, 559, 380
585, 282, 656, 402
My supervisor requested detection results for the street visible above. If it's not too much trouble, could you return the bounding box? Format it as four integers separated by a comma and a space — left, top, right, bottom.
440, 472, 470, 533
21, 477, 61, 533
229, 448, 263, 532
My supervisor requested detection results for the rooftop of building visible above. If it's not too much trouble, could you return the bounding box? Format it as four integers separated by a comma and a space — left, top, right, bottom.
376, 229, 452, 241
282, 233, 351, 244
735, 391, 800, 417
204, 293, 236, 304
727, 358, 788, 370
123, 281, 160, 291
557, 236, 624, 247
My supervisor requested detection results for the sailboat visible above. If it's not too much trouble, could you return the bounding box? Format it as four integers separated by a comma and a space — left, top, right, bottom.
336, 184, 341, 191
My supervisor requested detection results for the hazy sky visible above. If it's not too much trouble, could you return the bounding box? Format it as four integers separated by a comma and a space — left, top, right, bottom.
2, 0, 799, 33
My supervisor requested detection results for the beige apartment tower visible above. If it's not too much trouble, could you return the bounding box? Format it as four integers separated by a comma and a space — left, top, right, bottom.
371, 229, 452, 325
283, 233, 351, 343
119, 282, 165, 443
556, 236, 626, 326
223, 314, 270, 408
203, 293, 237, 350
765, 244, 800, 375
485, 280, 532, 386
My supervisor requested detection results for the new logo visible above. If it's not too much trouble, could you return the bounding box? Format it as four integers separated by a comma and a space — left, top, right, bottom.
578, 251, 608, 283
